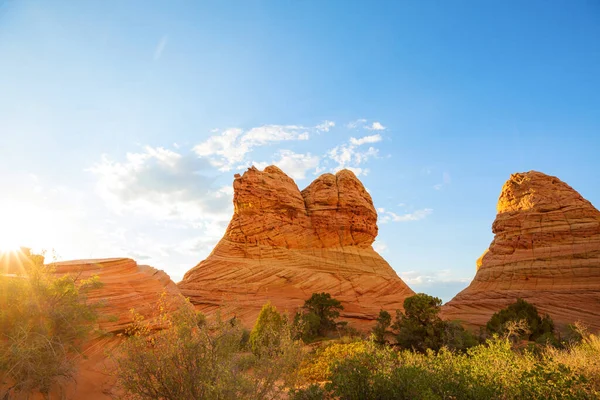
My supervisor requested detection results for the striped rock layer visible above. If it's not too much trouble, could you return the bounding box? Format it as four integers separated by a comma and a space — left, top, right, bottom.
442, 171, 600, 332
178, 166, 414, 328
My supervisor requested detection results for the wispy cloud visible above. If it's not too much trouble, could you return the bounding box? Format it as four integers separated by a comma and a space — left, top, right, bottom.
366, 121, 386, 131
316, 120, 335, 132
346, 118, 367, 129
379, 207, 433, 223
433, 171, 452, 190
326, 134, 381, 176
193, 122, 331, 171
153, 35, 168, 60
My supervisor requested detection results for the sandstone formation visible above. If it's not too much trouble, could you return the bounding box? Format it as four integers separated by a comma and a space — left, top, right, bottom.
178, 166, 415, 328
52, 258, 183, 399
442, 171, 600, 332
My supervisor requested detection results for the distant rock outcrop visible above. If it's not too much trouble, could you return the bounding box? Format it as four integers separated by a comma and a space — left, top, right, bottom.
178, 166, 414, 328
442, 171, 600, 332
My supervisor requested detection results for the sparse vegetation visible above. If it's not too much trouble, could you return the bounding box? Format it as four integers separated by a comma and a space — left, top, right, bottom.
0, 249, 102, 399
114, 295, 304, 400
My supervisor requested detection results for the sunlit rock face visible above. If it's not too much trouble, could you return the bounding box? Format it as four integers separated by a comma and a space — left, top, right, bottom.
442, 171, 600, 332
0, 255, 183, 399
178, 166, 414, 328
52, 258, 184, 399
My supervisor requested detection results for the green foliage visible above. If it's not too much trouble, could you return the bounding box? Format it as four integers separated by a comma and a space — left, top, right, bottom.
249, 302, 284, 357
391, 293, 447, 352
0, 249, 102, 398
294, 292, 345, 342
299, 334, 600, 399
115, 297, 304, 400
486, 298, 556, 341
372, 310, 391, 345
289, 383, 327, 400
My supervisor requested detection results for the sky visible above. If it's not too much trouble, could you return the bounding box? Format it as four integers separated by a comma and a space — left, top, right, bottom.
0, 1, 599, 302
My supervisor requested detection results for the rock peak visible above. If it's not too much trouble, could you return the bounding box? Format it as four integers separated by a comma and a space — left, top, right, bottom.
179, 166, 414, 328
497, 170, 590, 214
442, 171, 600, 332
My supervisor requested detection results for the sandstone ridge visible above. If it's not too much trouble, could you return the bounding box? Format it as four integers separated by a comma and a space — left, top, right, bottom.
178, 166, 415, 327
442, 171, 600, 331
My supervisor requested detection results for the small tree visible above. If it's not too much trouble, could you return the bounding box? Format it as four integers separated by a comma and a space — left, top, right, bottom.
302, 293, 344, 336
249, 302, 285, 357
372, 310, 392, 345
0, 249, 102, 399
294, 293, 345, 342
486, 299, 555, 341
391, 293, 446, 352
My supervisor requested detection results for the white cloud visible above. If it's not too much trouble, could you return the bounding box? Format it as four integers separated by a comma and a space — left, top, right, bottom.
89, 146, 233, 224
193, 123, 324, 171
379, 208, 433, 223
349, 134, 382, 146
366, 121, 386, 131
240, 150, 320, 180
346, 118, 367, 129
316, 120, 335, 132
327, 135, 379, 175
373, 240, 387, 253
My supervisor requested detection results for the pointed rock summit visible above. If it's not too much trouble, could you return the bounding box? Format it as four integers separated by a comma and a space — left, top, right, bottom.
442, 171, 600, 331
178, 166, 414, 327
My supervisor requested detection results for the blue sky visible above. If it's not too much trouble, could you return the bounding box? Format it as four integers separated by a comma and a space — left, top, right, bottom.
1, 0, 599, 301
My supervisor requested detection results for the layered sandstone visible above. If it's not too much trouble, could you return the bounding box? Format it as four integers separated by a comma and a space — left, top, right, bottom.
52, 258, 184, 399
442, 171, 600, 332
178, 166, 414, 327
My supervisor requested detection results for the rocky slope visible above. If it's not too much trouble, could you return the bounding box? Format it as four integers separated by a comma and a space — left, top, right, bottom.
442, 171, 600, 331
178, 166, 414, 328
51, 258, 183, 399
0, 254, 183, 399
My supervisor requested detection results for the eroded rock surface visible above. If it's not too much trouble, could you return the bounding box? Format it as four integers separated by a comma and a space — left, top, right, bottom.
178, 166, 414, 328
442, 171, 600, 331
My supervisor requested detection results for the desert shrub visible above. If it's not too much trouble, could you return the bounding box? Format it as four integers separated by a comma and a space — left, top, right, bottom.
390, 293, 447, 352
297, 334, 600, 399
288, 383, 328, 400
115, 296, 304, 400
298, 341, 371, 382
442, 320, 480, 352
372, 310, 392, 345
249, 302, 284, 357
0, 249, 102, 399
486, 298, 556, 342
295, 293, 345, 343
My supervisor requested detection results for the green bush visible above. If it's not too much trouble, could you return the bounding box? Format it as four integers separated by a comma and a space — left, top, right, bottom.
249, 302, 285, 357
115, 297, 304, 400
294, 292, 345, 342
0, 249, 102, 399
486, 298, 556, 342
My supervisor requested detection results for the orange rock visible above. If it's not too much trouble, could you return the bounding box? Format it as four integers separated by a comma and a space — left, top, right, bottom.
178, 166, 414, 328
0, 255, 183, 399
442, 171, 600, 332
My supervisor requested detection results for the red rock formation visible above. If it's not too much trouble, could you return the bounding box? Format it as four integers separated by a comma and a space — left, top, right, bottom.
178, 166, 414, 328
51, 258, 184, 399
442, 171, 600, 332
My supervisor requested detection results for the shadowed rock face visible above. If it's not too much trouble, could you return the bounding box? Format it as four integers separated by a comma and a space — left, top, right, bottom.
178, 166, 414, 328
442, 171, 600, 332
